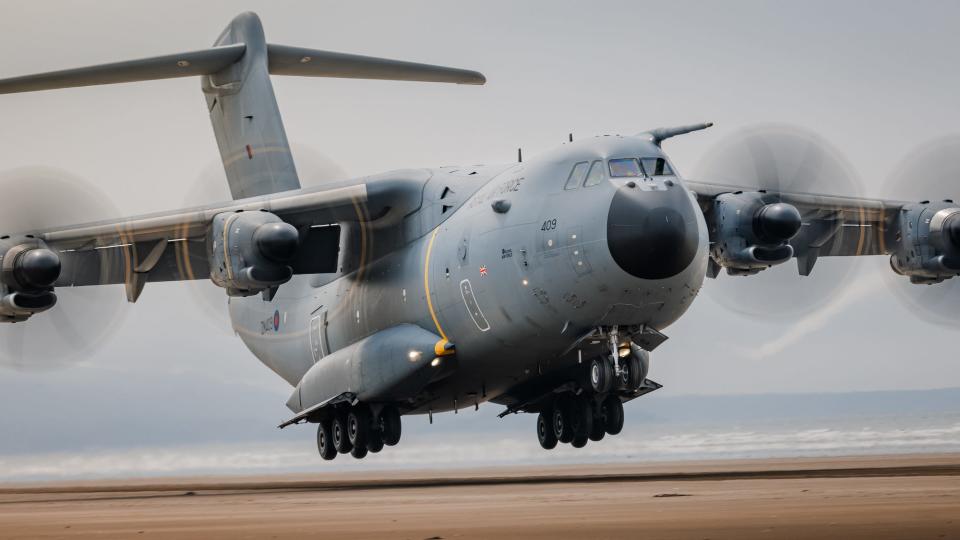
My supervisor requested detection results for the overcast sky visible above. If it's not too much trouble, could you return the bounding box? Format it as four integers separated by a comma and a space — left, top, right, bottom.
0, 1, 958, 467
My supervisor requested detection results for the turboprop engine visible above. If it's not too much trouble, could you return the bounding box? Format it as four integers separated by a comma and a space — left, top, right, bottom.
208, 211, 301, 296
888, 201, 960, 284
0, 237, 61, 322
709, 191, 802, 275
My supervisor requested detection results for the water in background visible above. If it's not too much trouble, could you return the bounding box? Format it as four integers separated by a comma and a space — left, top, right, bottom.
2, 388, 958, 481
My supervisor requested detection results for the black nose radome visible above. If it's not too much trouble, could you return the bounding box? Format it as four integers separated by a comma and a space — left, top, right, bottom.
255, 222, 300, 261
607, 184, 699, 280
15, 248, 61, 289
754, 203, 802, 243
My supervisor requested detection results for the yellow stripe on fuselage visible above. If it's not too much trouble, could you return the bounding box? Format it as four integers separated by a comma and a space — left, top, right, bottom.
423, 228, 448, 340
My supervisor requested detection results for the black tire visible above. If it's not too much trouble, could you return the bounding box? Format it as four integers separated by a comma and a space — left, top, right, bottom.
602, 360, 615, 393
619, 354, 642, 391
350, 444, 368, 459
347, 406, 371, 449
571, 434, 588, 448
316, 419, 337, 461
603, 395, 625, 435
553, 397, 574, 443
589, 402, 606, 442
571, 396, 593, 440
367, 429, 384, 453
587, 358, 610, 394
379, 405, 402, 446
332, 412, 353, 454
537, 410, 558, 450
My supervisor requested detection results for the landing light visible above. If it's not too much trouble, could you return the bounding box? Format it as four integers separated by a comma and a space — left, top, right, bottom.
618, 347, 631, 358
431, 357, 442, 367
408, 350, 422, 362
522, 279, 529, 286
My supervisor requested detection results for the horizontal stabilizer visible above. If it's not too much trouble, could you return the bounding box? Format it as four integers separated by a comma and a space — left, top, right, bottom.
267, 45, 486, 85
0, 41, 484, 95
0, 44, 246, 94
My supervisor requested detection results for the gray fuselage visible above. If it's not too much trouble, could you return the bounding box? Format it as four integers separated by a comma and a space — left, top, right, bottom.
229, 134, 709, 414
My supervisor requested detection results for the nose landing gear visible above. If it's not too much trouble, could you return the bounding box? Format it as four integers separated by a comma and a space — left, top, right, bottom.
315, 403, 403, 460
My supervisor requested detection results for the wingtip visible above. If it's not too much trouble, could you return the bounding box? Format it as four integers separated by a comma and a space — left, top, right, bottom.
461, 71, 487, 85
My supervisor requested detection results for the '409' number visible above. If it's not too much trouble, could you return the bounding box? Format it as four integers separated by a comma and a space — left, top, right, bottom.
541, 218, 557, 231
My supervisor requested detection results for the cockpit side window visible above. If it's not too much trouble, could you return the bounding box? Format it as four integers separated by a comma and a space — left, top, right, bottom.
583, 160, 606, 187
608, 158, 645, 178
564, 161, 589, 190
641, 157, 674, 176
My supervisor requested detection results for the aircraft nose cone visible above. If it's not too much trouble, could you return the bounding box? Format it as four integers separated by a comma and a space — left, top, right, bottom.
607, 183, 699, 280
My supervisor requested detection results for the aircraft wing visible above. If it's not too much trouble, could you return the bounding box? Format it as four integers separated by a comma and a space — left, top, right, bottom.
687, 180, 901, 263
684, 179, 958, 281
10, 175, 423, 304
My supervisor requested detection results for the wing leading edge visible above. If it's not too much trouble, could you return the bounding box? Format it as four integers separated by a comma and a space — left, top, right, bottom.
686, 180, 912, 276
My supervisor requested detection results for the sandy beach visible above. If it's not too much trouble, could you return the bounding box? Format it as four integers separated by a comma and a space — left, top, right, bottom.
1, 454, 958, 539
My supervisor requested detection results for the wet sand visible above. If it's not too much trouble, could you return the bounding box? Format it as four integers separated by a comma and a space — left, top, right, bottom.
1, 454, 958, 539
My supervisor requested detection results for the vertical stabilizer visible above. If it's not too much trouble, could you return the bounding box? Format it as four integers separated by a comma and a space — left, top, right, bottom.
0, 10, 485, 201
203, 13, 300, 199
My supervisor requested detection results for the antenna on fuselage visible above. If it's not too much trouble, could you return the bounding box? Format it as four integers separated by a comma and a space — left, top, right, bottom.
568, 133, 573, 142
518, 148, 522, 163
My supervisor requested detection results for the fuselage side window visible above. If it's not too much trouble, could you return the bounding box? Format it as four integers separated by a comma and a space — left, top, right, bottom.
583, 160, 606, 187
608, 158, 645, 178
641, 157, 674, 176
564, 161, 589, 190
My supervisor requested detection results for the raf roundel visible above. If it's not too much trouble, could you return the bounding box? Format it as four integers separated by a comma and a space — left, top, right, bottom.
273, 310, 280, 331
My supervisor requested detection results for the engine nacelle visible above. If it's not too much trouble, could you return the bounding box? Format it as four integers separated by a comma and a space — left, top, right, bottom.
0, 237, 61, 322
208, 211, 301, 296
708, 191, 802, 276
889, 201, 960, 284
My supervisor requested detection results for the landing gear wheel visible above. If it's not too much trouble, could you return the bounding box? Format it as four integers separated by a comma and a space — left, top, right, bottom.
603, 395, 624, 435
347, 406, 371, 449
317, 419, 337, 461
537, 410, 558, 449
332, 412, 353, 454
379, 405, 402, 446
570, 396, 593, 448
553, 397, 574, 443
587, 358, 612, 394
367, 429, 384, 453
589, 402, 606, 442
619, 354, 642, 391
350, 444, 368, 459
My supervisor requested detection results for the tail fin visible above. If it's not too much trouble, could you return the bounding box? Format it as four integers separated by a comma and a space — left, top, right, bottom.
0, 11, 485, 200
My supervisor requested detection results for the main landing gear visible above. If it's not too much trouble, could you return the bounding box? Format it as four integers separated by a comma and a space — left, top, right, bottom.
537, 393, 624, 450
535, 347, 640, 450
317, 404, 402, 461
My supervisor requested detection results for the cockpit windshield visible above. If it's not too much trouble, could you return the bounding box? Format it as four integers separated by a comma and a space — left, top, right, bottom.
608, 158, 644, 177
641, 157, 674, 176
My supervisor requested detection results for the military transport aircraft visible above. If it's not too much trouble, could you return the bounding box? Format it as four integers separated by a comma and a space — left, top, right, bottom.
0, 12, 956, 460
